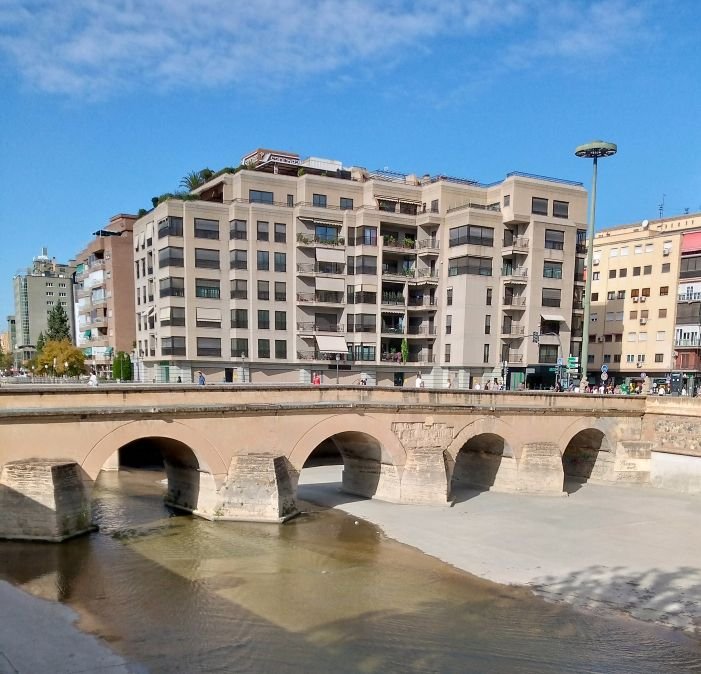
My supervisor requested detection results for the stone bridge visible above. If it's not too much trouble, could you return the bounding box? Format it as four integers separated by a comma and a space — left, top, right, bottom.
0, 385, 698, 541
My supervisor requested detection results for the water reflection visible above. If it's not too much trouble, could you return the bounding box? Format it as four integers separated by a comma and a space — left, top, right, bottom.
0, 468, 699, 673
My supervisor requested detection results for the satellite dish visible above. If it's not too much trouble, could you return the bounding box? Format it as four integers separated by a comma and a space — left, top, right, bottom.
641, 219, 649, 229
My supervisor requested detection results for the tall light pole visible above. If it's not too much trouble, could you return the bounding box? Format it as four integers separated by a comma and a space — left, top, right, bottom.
575, 140, 617, 387
335, 353, 340, 385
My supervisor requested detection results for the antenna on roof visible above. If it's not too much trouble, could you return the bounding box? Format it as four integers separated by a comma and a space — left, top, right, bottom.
658, 194, 666, 218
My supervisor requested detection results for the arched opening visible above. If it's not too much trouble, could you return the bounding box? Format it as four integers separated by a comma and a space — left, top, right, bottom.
562, 429, 609, 493
297, 431, 399, 506
451, 433, 507, 497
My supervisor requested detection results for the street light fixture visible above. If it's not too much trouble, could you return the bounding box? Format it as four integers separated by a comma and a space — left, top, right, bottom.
575, 140, 617, 387
335, 353, 340, 385
241, 351, 247, 383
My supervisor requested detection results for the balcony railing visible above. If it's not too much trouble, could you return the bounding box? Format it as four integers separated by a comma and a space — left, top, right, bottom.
407, 297, 437, 307
381, 325, 405, 334
382, 237, 416, 251
296, 292, 345, 304
501, 325, 525, 336
297, 350, 349, 361
506, 352, 524, 363
502, 237, 529, 250
503, 297, 527, 307
381, 294, 406, 305
296, 322, 343, 333
675, 338, 701, 347
406, 326, 437, 335
502, 267, 528, 278
296, 233, 345, 246
296, 262, 345, 274
678, 293, 701, 301
416, 238, 439, 251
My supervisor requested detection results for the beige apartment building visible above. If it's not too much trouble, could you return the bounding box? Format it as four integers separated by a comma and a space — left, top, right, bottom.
590, 211, 701, 392
74, 214, 136, 376
132, 149, 588, 387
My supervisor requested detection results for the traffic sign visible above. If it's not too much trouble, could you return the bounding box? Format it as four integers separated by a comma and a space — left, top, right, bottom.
557, 357, 563, 366
601, 372, 609, 381
601, 364, 608, 373
567, 356, 578, 366
548, 367, 559, 373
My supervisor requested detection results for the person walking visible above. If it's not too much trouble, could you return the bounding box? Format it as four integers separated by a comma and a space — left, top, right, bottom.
415, 373, 425, 388
197, 371, 206, 386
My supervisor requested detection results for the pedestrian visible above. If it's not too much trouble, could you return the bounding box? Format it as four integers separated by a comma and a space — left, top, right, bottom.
197, 371, 206, 386
177, 376, 182, 383
312, 373, 321, 385
88, 370, 98, 387
415, 373, 425, 388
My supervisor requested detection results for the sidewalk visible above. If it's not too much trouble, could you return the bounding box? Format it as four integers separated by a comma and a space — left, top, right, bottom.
298, 466, 701, 636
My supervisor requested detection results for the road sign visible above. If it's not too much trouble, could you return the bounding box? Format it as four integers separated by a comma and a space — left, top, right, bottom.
601, 372, 609, 381
548, 367, 559, 373
601, 364, 608, 373
567, 356, 578, 366
557, 357, 563, 366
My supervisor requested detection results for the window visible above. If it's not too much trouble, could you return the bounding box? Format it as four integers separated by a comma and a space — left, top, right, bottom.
603, 354, 611, 363
638, 354, 646, 363
257, 221, 269, 241
449, 225, 494, 247
544, 261, 563, 279
591, 292, 599, 301
197, 337, 221, 357
485, 315, 491, 335
195, 278, 220, 299
274, 252, 287, 272
544, 230, 564, 250
656, 331, 666, 341
312, 193, 327, 208
542, 288, 561, 307
340, 197, 354, 210
619, 268, 627, 278
626, 354, 635, 363
232, 338, 248, 358
159, 246, 184, 268
615, 334, 622, 342
634, 245, 642, 255
444, 343, 451, 363
194, 218, 219, 240
229, 220, 247, 241
430, 199, 439, 213
161, 306, 185, 327
274, 222, 286, 243
257, 251, 269, 271
658, 308, 667, 318
287, 194, 294, 207
539, 345, 559, 364
643, 265, 652, 275
195, 248, 219, 269
607, 291, 615, 300
604, 334, 613, 342
610, 248, 619, 257
231, 279, 247, 299
592, 272, 600, 280
275, 281, 287, 302
553, 200, 569, 218
655, 353, 664, 363
532, 197, 548, 215
250, 189, 273, 204
486, 288, 492, 306
315, 224, 340, 244
258, 310, 270, 330
633, 266, 641, 276
231, 309, 248, 329
660, 286, 669, 296
641, 287, 651, 297
639, 332, 648, 342
348, 255, 377, 275
275, 340, 287, 359
483, 344, 490, 364
614, 354, 622, 363
448, 255, 492, 276
608, 269, 616, 279
158, 216, 183, 238
162, 336, 186, 356
274, 311, 287, 331
257, 280, 270, 300
680, 255, 701, 278
645, 244, 654, 253
503, 194, 510, 207
631, 289, 639, 298
627, 332, 636, 342
258, 339, 270, 358
447, 288, 453, 306
620, 246, 628, 256
230, 249, 247, 270
445, 315, 452, 335
159, 276, 185, 298
617, 290, 626, 299
662, 263, 670, 273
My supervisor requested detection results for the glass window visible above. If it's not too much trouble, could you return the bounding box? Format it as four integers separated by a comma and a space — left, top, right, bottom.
483, 344, 490, 363
620, 246, 629, 256
619, 268, 627, 277
591, 292, 599, 301
447, 288, 453, 305
197, 337, 221, 357
655, 353, 664, 362
617, 290, 625, 299
257, 221, 269, 241
610, 248, 619, 257
231, 309, 248, 329
542, 288, 561, 307
553, 200, 569, 218
274, 222, 286, 243
159, 276, 184, 298
544, 229, 564, 250
161, 306, 185, 327
643, 265, 652, 275
195, 278, 220, 299
194, 218, 219, 240
287, 194, 294, 207
662, 263, 670, 273
503, 194, 510, 207
444, 343, 451, 363
449, 225, 494, 247
274, 252, 287, 272
257, 250, 269, 271
608, 269, 616, 279
539, 345, 559, 364
312, 193, 327, 208
532, 197, 548, 215
162, 336, 186, 356
257, 280, 269, 300
340, 197, 354, 210
258, 310, 270, 329
484, 315, 491, 335
660, 286, 669, 296
275, 281, 286, 302
257, 339, 270, 359
445, 315, 452, 335
633, 266, 641, 276
659, 308, 667, 318
229, 220, 247, 241
158, 216, 183, 238
158, 246, 184, 268
485, 288, 491, 306
230, 249, 247, 270
250, 190, 273, 204
231, 279, 247, 299
232, 338, 248, 357
195, 248, 219, 269
315, 224, 340, 244
275, 340, 287, 359
544, 261, 563, 279
447, 255, 492, 277
274, 311, 286, 331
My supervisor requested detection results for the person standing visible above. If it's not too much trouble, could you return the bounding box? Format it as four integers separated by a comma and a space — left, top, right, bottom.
415, 373, 425, 388
198, 371, 206, 386
312, 373, 321, 385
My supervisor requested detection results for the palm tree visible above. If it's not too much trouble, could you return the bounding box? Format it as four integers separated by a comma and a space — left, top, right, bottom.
180, 168, 214, 191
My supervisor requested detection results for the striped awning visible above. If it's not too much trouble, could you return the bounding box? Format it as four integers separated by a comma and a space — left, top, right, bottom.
315, 335, 348, 353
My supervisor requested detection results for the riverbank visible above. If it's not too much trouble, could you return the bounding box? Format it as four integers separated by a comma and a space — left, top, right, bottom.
298, 466, 701, 637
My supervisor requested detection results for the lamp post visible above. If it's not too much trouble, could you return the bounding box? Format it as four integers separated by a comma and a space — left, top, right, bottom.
64, 361, 69, 380
241, 351, 247, 383
335, 353, 340, 385
575, 140, 617, 387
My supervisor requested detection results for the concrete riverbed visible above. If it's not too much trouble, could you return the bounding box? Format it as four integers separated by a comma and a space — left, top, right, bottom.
299, 465, 701, 636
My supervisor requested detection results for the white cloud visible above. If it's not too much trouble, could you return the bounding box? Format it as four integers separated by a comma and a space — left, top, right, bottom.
0, 0, 650, 98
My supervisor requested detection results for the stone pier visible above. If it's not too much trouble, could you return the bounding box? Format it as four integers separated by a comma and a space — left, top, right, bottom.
0, 460, 94, 542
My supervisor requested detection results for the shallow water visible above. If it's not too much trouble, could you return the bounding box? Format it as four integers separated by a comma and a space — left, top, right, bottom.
1, 469, 700, 673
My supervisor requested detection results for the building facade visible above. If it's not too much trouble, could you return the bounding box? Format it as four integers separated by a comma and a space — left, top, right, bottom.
590, 212, 701, 392
12, 249, 75, 363
132, 149, 588, 386
74, 214, 137, 377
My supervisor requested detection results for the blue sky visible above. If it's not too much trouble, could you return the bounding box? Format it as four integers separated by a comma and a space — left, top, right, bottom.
1, 0, 700, 321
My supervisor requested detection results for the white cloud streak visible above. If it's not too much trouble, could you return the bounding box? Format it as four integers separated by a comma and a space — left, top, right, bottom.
0, 0, 650, 98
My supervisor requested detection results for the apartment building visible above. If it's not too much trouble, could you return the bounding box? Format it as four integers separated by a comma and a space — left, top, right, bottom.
132, 149, 587, 387
74, 214, 137, 376
590, 211, 701, 391
12, 249, 75, 363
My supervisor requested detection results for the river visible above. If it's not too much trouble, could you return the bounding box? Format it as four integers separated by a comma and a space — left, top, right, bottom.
1, 468, 700, 673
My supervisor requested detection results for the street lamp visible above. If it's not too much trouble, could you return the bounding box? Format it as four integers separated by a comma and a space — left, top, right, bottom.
335, 353, 340, 385
241, 351, 247, 383
64, 361, 69, 379
575, 140, 617, 387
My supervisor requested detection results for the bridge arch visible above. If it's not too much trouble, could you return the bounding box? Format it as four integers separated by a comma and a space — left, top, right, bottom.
557, 418, 616, 491
289, 413, 408, 502
447, 417, 520, 463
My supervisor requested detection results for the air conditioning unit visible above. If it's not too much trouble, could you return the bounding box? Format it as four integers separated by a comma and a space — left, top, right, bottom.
637, 362, 643, 368
640, 296, 647, 303
640, 318, 647, 325
633, 297, 639, 303
663, 249, 671, 256
593, 259, 600, 265
597, 336, 604, 342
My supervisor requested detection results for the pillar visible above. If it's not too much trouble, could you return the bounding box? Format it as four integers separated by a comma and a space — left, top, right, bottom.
400, 448, 449, 504
516, 442, 565, 495
0, 460, 94, 542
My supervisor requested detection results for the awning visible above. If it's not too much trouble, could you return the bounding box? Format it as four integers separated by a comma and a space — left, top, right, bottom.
159, 307, 170, 320
316, 276, 345, 292
146, 222, 154, 240
681, 232, 701, 254
315, 335, 348, 353
541, 313, 567, 322
354, 283, 377, 292
316, 247, 345, 263
196, 307, 222, 321
298, 216, 342, 227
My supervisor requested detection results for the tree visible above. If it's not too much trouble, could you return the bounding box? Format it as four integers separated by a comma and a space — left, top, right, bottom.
112, 352, 133, 381
46, 304, 71, 342
401, 338, 409, 364
179, 168, 214, 191
36, 331, 46, 354
0, 344, 13, 371
36, 340, 84, 376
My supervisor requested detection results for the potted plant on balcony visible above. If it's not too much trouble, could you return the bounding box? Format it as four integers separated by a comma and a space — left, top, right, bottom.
401, 338, 409, 364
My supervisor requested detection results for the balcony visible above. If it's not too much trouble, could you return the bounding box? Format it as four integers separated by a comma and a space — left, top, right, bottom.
675, 338, 701, 348
500, 324, 525, 336
503, 296, 526, 309
296, 262, 345, 275
406, 326, 437, 336
380, 293, 406, 307
382, 236, 417, 252
407, 297, 437, 309
678, 292, 701, 302
296, 322, 343, 333
380, 324, 405, 335
576, 243, 587, 254
296, 292, 345, 305
415, 238, 439, 254
297, 350, 349, 361
296, 233, 345, 247
505, 352, 524, 364
502, 268, 528, 283
501, 237, 529, 255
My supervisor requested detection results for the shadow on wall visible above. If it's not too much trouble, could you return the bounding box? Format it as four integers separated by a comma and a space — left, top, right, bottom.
530, 564, 701, 635
562, 429, 609, 494
451, 433, 506, 503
